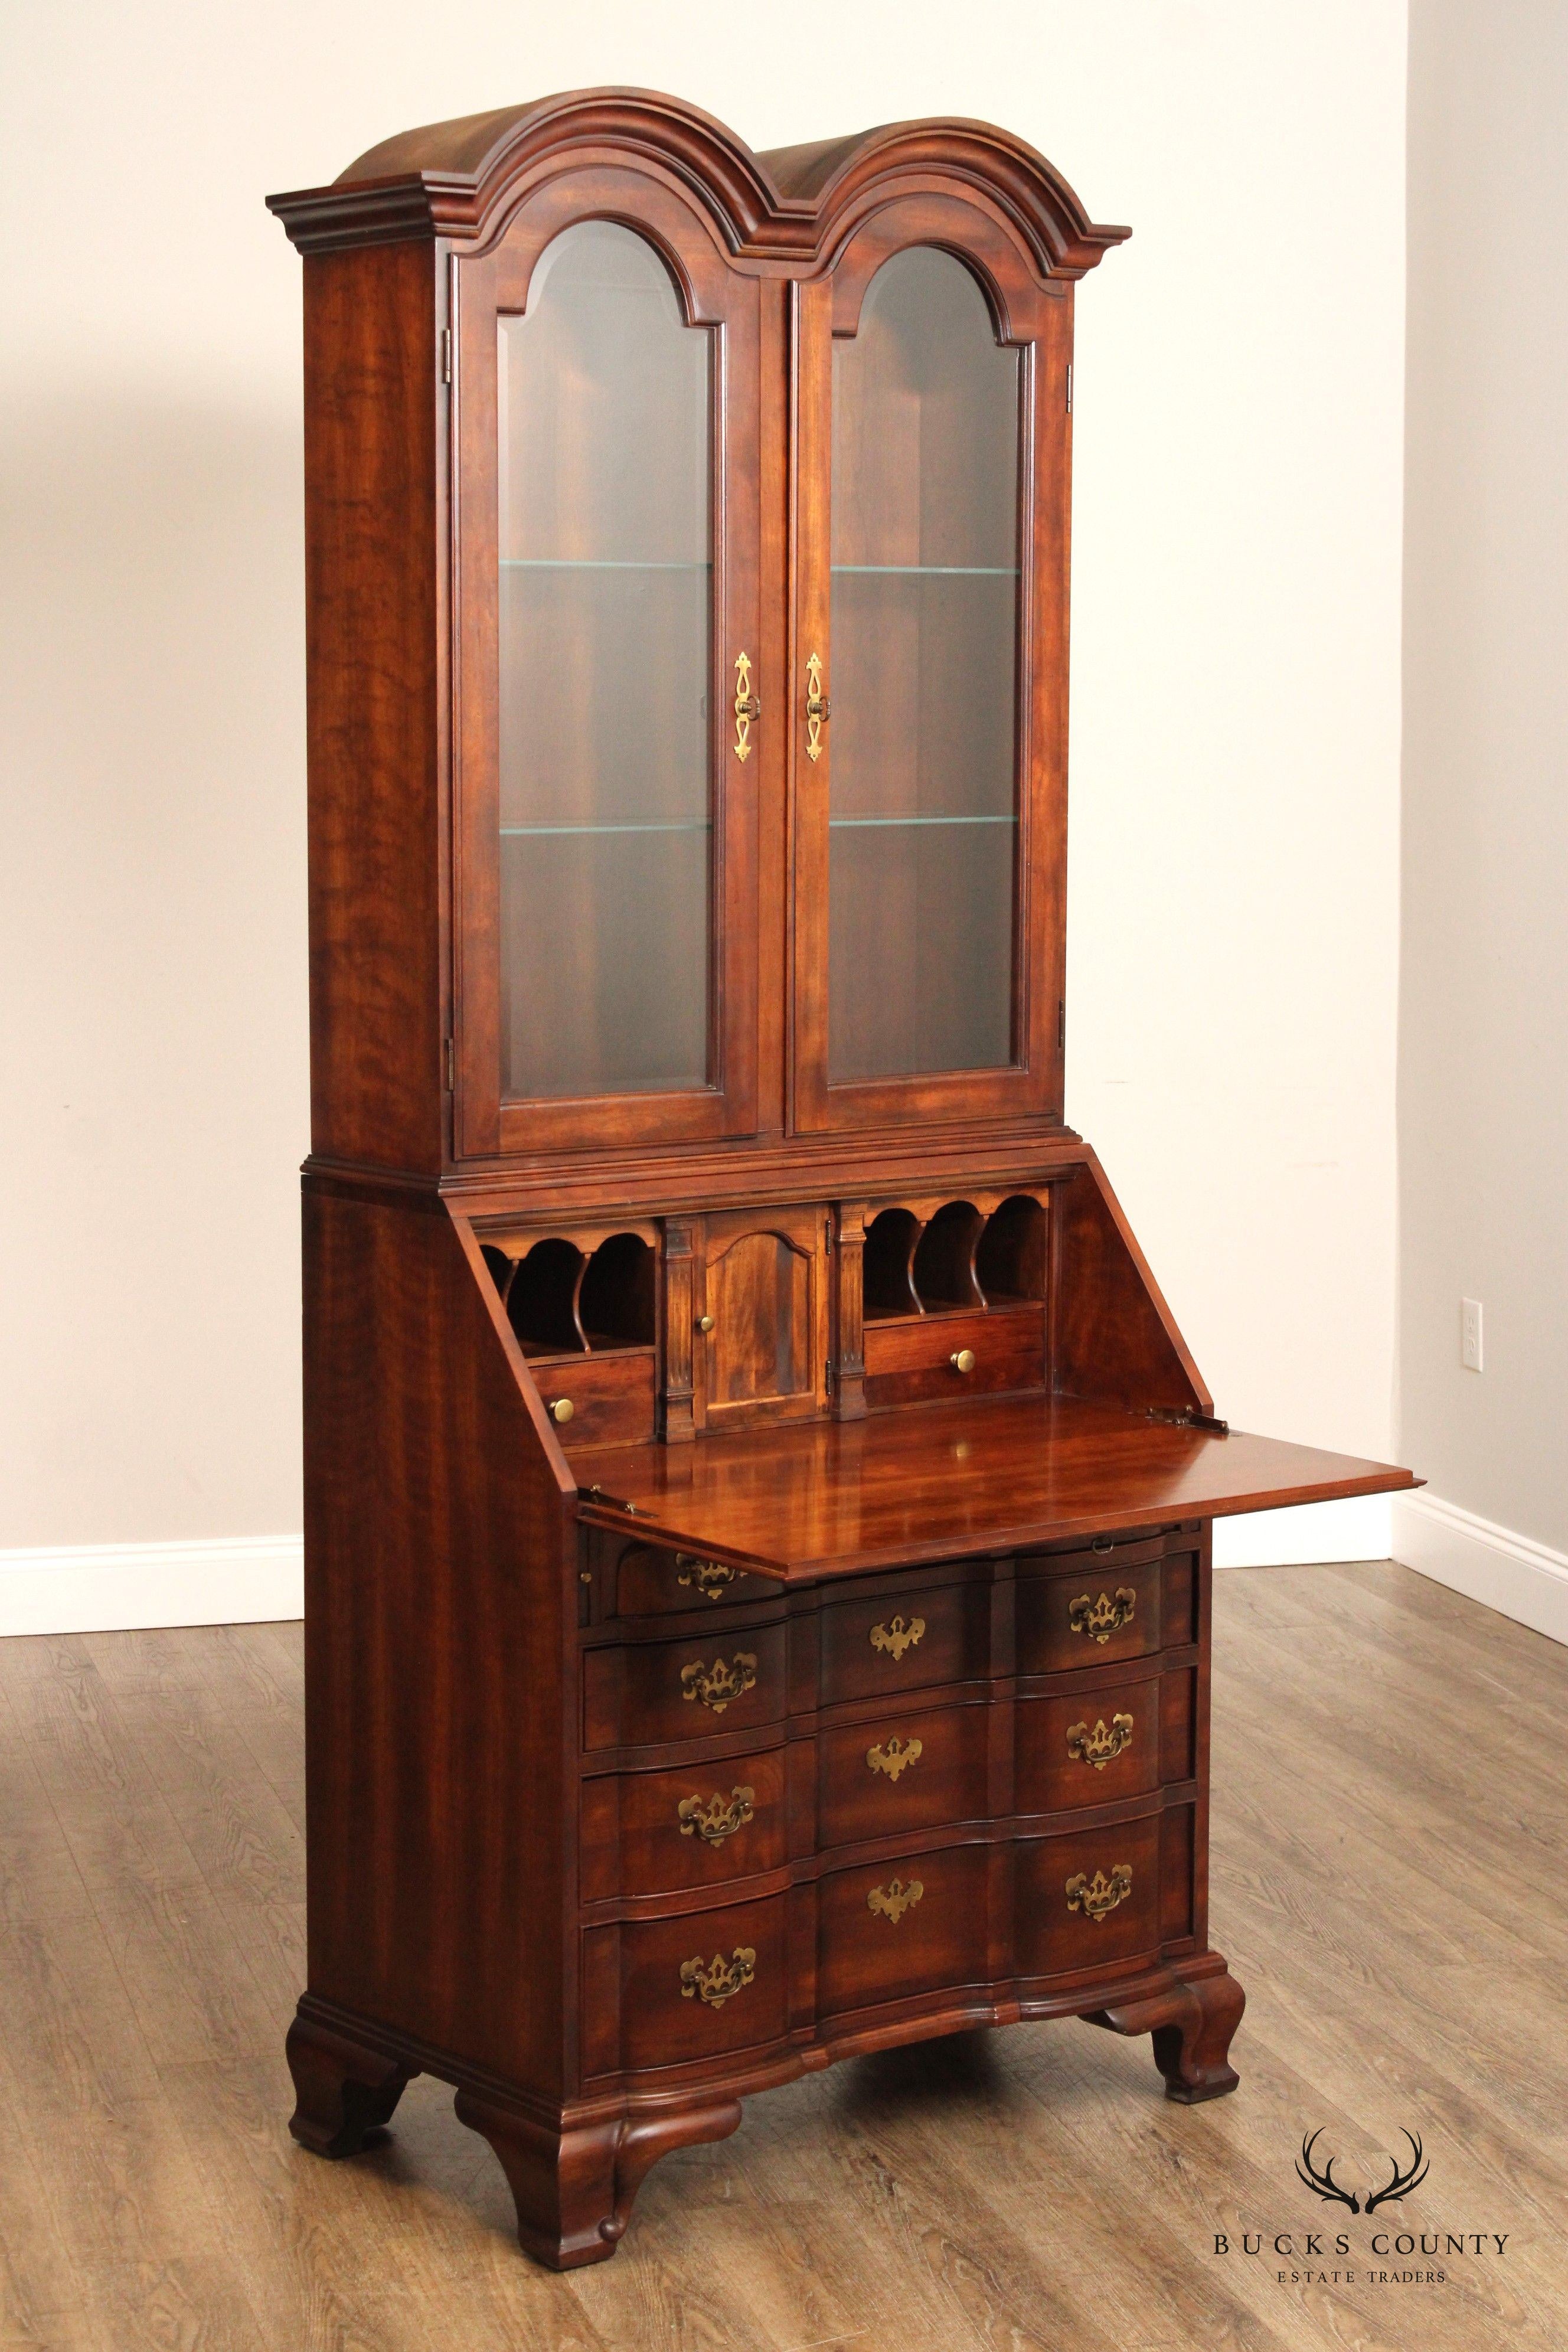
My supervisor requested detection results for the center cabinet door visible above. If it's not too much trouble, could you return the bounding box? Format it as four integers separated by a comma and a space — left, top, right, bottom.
696, 1207, 829, 1431
791, 194, 1073, 1133
452, 170, 763, 1157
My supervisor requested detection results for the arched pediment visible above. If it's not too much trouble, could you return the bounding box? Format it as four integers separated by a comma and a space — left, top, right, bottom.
266, 86, 1129, 279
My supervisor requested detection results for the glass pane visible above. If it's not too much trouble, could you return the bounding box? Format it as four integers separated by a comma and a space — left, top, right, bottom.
498, 221, 712, 1098
828, 246, 1021, 1083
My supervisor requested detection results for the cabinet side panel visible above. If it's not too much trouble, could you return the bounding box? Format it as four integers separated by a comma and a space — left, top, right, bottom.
1052, 1154, 1211, 1416
304, 243, 444, 1171
302, 1187, 574, 2098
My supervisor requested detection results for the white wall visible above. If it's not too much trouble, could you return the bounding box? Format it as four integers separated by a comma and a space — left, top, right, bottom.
0, 1, 1410, 1628
1393, 0, 1568, 1639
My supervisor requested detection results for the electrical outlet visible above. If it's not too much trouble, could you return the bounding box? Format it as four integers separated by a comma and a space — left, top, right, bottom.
1461, 1298, 1484, 1372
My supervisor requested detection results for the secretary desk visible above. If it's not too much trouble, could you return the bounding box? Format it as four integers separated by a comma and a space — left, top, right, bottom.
267, 89, 1416, 2269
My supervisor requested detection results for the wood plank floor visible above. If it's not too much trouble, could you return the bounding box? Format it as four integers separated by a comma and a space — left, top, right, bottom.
1, 1563, 1563, 2351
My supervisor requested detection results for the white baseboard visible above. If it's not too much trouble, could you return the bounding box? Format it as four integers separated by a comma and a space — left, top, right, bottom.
1212, 1494, 1391, 1567
1391, 1490, 1568, 1647
0, 1534, 303, 1638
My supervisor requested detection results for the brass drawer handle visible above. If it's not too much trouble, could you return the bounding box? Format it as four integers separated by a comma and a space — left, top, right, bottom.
680, 1946, 756, 2008
675, 1553, 736, 1600
733, 652, 760, 762
949, 1348, 976, 1374
868, 1613, 925, 1661
867, 1877, 923, 1925
1069, 1587, 1136, 1644
677, 1786, 755, 1847
548, 1397, 574, 1424
866, 1734, 923, 1781
1066, 1864, 1132, 1921
805, 651, 830, 762
1066, 1713, 1134, 1770
680, 1652, 757, 1713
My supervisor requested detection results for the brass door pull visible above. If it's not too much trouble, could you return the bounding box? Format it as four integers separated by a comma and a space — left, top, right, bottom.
1066, 1713, 1134, 1769
805, 651, 830, 762
733, 652, 760, 762
697, 1313, 715, 1332
679, 1652, 757, 1713
677, 1787, 754, 1846
680, 1947, 756, 2007
868, 1614, 925, 1661
867, 1878, 923, 1924
950, 1348, 976, 1374
1066, 1865, 1132, 1921
675, 1553, 736, 1599
1069, 1587, 1136, 1644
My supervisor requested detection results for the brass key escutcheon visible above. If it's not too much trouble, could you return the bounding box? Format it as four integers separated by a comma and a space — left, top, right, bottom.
869, 1613, 925, 1661
867, 1878, 923, 1925
866, 1734, 923, 1781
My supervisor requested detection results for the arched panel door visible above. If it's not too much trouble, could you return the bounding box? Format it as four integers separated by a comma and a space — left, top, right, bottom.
452, 170, 763, 1157
791, 195, 1072, 1134
696, 1207, 828, 1430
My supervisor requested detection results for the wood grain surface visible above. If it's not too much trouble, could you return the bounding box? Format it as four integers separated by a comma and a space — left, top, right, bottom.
572, 1393, 1417, 1576
0, 1564, 1560, 2350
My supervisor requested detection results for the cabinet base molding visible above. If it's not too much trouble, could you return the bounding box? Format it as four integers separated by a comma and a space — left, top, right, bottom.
286, 1955, 1243, 2264
1082, 1951, 1245, 2103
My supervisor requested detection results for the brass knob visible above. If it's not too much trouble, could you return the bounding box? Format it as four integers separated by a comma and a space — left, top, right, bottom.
549, 1398, 574, 1424
697, 1314, 715, 1333
950, 1348, 976, 1374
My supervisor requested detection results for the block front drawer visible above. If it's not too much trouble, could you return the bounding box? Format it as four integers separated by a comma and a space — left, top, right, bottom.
583, 1624, 788, 1752
1015, 1815, 1165, 1975
1015, 1551, 1163, 1674
818, 1842, 991, 2018
818, 1576, 991, 1706
583, 1892, 789, 2078
1015, 1672, 1170, 1814
580, 1748, 787, 1901
818, 1700, 990, 1848
611, 1543, 778, 1619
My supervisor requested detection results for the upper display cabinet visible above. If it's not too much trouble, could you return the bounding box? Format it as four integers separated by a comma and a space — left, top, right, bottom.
268, 91, 1128, 1178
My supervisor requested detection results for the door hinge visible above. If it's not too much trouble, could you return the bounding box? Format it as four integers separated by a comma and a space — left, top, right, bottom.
440, 328, 452, 384
825, 1358, 834, 1393
1065, 361, 1073, 414
1057, 999, 1065, 1050
825, 1218, 834, 1252
443, 1036, 455, 1090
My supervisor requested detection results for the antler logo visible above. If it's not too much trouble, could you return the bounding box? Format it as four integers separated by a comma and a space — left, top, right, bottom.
1296, 2129, 1429, 2214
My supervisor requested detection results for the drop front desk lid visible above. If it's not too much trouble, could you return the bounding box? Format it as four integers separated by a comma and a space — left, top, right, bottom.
570, 1392, 1419, 1583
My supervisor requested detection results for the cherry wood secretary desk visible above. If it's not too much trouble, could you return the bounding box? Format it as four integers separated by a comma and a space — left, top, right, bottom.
267, 90, 1415, 2270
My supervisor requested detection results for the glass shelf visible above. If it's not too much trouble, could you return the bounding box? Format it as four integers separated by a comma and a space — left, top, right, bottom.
501, 821, 710, 837
501, 558, 711, 571
829, 814, 1015, 828
829, 564, 1018, 577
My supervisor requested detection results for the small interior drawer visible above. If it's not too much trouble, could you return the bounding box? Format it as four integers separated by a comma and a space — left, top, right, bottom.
533, 1350, 654, 1448
582, 1624, 788, 1752
818, 1576, 991, 1707
1015, 1557, 1163, 1675
581, 1747, 787, 1901
818, 1701, 990, 1850
1014, 1814, 1164, 1976
863, 1305, 1045, 1409
817, 1842, 991, 2018
612, 1543, 777, 1619
1015, 1671, 1168, 1814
